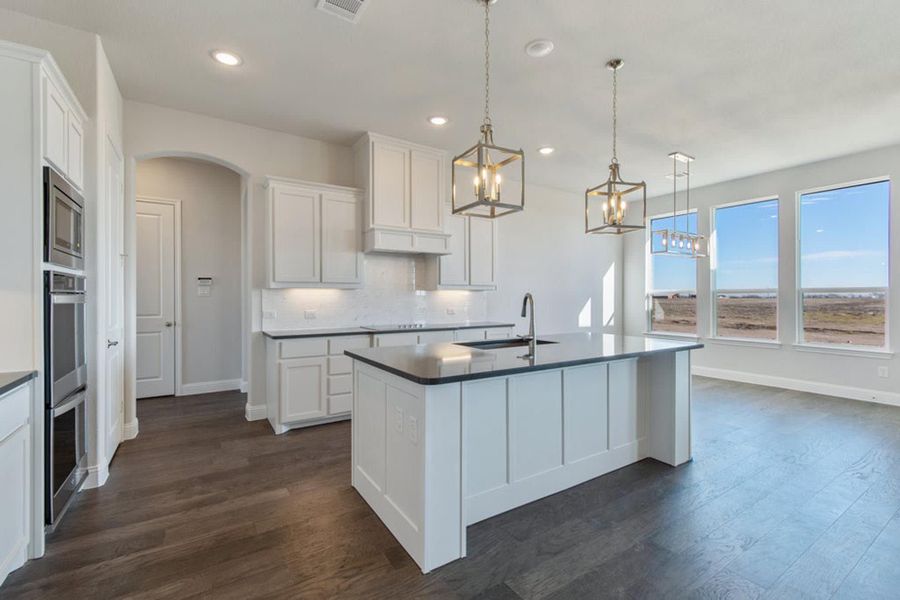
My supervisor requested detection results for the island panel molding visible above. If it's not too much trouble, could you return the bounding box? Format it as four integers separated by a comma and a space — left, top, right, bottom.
349, 333, 698, 572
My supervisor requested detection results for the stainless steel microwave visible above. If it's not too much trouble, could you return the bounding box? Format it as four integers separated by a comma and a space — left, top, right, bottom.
44, 166, 84, 270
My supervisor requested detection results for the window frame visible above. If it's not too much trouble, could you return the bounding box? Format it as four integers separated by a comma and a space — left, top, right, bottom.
645, 209, 699, 337
794, 176, 891, 352
709, 196, 780, 344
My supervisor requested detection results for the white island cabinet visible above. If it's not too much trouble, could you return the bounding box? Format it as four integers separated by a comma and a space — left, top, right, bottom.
0, 375, 34, 587
347, 333, 700, 573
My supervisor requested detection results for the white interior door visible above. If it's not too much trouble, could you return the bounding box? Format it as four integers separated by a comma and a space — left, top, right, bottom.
136, 200, 176, 398
105, 137, 125, 454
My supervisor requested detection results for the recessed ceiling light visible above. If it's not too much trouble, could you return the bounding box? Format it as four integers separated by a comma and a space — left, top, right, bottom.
428, 116, 449, 126
525, 39, 555, 58
211, 50, 242, 66
538, 146, 555, 155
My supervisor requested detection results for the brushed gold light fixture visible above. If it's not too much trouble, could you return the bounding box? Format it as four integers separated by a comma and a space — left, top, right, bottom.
651, 152, 708, 258
452, 0, 525, 219
585, 59, 646, 235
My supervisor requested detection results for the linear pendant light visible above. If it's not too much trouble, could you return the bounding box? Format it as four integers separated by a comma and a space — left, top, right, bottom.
585, 59, 646, 234
452, 0, 525, 219
651, 152, 708, 258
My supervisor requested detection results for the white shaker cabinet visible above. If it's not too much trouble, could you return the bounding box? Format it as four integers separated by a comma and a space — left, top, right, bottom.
0, 381, 32, 587
417, 205, 498, 291
353, 132, 451, 255
265, 178, 363, 288
41, 73, 85, 190
266, 335, 370, 434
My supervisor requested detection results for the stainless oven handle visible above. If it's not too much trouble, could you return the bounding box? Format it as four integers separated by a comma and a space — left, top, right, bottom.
51, 294, 86, 305
53, 390, 86, 417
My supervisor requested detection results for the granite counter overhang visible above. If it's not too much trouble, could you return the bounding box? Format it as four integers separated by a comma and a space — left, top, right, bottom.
344, 332, 704, 385
0, 370, 37, 396
262, 322, 515, 339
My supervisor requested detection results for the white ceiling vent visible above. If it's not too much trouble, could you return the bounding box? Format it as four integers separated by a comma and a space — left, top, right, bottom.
316, 0, 368, 23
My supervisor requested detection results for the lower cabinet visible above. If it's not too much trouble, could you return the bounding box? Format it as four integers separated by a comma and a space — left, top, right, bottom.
0, 382, 32, 587
266, 336, 370, 434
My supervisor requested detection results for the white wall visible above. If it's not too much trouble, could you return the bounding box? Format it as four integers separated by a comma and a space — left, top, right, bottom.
624, 143, 900, 405
488, 183, 623, 335
136, 157, 242, 388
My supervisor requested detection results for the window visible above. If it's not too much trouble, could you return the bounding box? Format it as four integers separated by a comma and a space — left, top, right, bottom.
711, 198, 779, 340
648, 213, 697, 334
798, 179, 890, 348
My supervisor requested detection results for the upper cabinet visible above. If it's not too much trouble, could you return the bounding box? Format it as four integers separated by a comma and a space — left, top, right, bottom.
353, 133, 451, 255
265, 177, 363, 288
416, 203, 498, 291
41, 71, 85, 191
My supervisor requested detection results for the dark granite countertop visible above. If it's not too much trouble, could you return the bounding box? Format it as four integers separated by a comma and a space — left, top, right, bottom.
0, 370, 37, 397
345, 332, 703, 385
263, 322, 515, 339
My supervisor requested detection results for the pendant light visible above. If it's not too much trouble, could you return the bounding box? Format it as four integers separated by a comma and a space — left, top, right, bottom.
585, 59, 646, 234
651, 152, 708, 258
452, 0, 525, 219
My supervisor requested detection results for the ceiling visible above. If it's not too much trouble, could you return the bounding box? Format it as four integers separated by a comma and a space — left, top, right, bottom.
3, 0, 900, 196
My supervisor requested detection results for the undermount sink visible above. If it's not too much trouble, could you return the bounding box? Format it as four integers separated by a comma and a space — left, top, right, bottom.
455, 338, 558, 350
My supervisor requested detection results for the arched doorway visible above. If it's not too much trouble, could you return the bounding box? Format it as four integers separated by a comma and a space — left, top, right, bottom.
124, 152, 251, 439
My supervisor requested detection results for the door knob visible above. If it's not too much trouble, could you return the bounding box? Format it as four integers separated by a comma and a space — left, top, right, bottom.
165, 321, 175, 327
107, 340, 118, 348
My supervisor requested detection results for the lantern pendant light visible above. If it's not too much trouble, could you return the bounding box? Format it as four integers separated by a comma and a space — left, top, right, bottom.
651, 152, 708, 258
585, 59, 647, 234
452, 0, 525, 219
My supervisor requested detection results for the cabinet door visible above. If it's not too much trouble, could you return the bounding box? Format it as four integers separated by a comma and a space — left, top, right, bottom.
410, 150, 443, 232
486, 328, 515, 340
280, 357, 327, 422
418, 330, 455, 344
455, 328, 488, 342
469, 218, 496, 287
371, 141, 410, 229
322, 192, 362, 284
440, 212, 468, 286
43, 76, 67, 173
66, 111, 84, 189
270, 186, 321, 284
0, 423, 29, 583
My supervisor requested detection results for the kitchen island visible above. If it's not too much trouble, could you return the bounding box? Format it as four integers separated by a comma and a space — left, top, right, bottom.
345, 332, 703, 572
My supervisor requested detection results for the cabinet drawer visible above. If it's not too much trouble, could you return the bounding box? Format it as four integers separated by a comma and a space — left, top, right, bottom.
328, 355, 353, 375
328, 394, 352, 415
328, 375, 352, 396
485, 328, 515, 340
454, 328, 488, 342
418, 330, 455, 344
328, 335, 371, 355
375, 332, 420, 347
280, 338, 328, 359
414, 232, 449, 254
0, 384, 30, 442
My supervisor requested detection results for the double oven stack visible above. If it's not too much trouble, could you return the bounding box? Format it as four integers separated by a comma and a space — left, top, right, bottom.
43, 166, 87, 529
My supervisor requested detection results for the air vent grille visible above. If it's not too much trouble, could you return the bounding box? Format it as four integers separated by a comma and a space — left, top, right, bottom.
316, 0, 368, 23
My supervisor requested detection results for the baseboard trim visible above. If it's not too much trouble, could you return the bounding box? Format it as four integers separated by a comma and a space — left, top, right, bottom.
692, 366, 900, 408
123, 418, 139, 440
245, 402, 267, 421
179, 379, 242, 397
240, 379, 248, 393
82, 462, 109, 489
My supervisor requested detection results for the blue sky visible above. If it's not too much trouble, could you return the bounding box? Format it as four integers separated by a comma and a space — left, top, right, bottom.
650, 180, 890, 292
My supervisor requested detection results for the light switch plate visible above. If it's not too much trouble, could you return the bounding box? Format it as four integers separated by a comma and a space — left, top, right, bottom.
304, 310, 317, 320
394, 406, 404, 433
408, 416, 418, 444
197, 287, 210, 297
262, 310, 277, 320
878, 366, 889, 378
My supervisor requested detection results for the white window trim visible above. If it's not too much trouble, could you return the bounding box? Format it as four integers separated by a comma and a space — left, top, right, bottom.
645, 210, 699, 335
794, 177, 892, 353
709, 196, 780, 343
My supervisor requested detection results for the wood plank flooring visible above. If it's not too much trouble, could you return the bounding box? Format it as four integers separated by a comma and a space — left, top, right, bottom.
4, 378, 900, 599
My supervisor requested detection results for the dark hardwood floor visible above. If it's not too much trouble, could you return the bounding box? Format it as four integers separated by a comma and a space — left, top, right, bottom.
4, 379, 900, 599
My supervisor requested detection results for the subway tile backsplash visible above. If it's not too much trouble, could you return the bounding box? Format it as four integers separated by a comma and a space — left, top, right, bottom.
261, 254, 488, 329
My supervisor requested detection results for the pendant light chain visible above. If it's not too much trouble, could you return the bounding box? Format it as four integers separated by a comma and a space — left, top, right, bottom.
483, 0, 492, 131
611, 65, 618, 163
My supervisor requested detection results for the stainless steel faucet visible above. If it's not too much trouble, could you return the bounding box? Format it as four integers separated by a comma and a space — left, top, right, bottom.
520, 293, 535, 341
